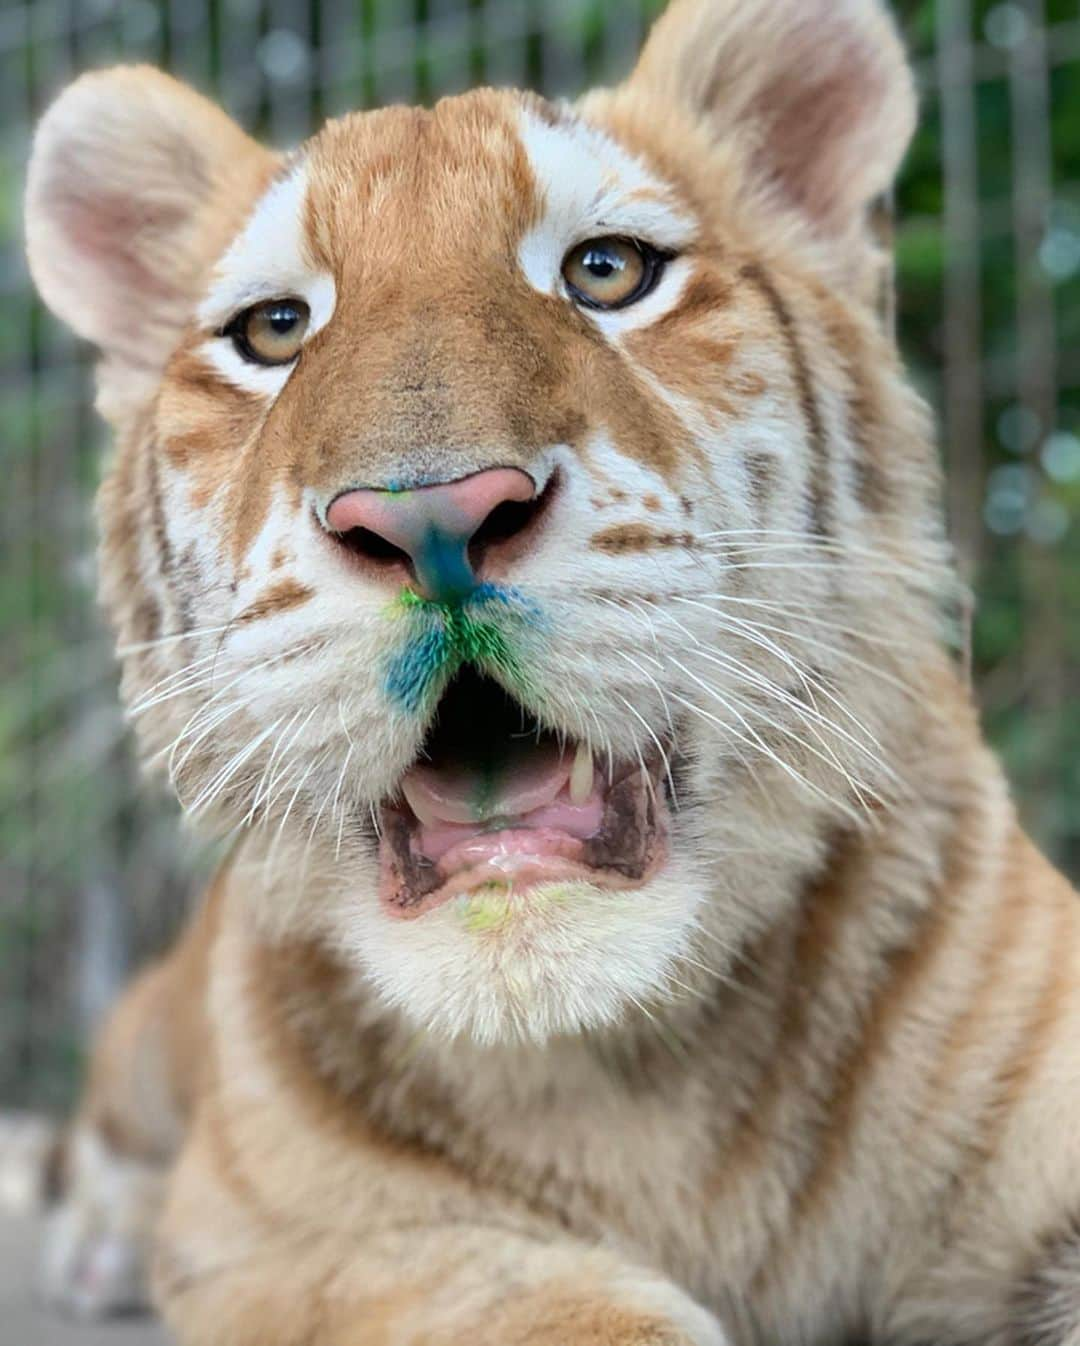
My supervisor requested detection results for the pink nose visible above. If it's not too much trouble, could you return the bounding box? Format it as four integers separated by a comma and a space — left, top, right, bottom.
325, 468, 538, 601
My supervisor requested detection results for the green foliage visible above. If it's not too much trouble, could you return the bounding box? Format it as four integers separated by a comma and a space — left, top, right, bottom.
895, 1, 1079, 872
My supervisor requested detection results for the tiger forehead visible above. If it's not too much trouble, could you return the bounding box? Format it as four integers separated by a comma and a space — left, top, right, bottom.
298, 90, 690, 273
303, 94, 547, 270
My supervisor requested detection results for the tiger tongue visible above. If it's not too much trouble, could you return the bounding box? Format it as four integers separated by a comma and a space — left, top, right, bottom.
400, 742, 574, 827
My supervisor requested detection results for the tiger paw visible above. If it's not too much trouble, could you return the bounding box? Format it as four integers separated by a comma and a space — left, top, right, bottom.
38, 1126, 163, 1320
462, 1275, 732, 1346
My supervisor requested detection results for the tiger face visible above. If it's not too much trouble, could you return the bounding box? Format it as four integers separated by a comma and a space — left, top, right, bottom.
26, 0, 949, 1043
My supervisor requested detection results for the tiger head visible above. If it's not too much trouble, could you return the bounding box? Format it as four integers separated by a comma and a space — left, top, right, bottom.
26, 0, 950, 1044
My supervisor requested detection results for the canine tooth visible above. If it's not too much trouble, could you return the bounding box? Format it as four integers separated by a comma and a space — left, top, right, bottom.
569, 742, 594, 805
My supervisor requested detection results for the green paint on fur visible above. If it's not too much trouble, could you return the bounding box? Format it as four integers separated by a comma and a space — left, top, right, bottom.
383, 584, 539, 715
458, 887, 513, 932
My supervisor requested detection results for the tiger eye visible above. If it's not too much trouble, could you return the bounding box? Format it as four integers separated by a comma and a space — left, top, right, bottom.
231, 298, 311, 365
562, 237, 654, 310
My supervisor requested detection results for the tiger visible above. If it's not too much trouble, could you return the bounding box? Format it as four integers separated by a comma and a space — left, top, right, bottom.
23, 0, 1080, 1342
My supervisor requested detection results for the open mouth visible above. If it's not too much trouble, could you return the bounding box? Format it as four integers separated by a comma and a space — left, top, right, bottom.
379, 668, 670, 919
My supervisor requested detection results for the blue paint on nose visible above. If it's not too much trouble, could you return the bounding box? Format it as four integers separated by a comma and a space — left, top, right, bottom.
413, 525, 478, 604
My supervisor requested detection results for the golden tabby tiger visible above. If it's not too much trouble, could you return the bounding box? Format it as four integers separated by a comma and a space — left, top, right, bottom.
25, 0, 1080, 1342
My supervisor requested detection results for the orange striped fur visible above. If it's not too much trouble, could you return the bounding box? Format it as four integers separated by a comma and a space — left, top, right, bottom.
24, 1, 1080, 1342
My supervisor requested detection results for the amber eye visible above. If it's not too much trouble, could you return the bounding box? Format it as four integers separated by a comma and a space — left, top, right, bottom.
227, 298, 311, 365
561, 237, 663, 310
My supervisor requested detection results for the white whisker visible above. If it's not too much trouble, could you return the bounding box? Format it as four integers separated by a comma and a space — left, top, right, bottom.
664, 677, 864, 828
185, 716, 284, 817
117, 622, 235, 657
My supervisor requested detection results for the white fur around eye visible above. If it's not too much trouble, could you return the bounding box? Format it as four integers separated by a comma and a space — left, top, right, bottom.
198, 338, 296, 398
197, 159, 337, 397
580, 256, 693, 337
515, 106, 697, 309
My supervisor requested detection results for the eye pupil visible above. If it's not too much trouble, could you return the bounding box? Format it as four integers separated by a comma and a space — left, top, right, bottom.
585, 250, 619, 278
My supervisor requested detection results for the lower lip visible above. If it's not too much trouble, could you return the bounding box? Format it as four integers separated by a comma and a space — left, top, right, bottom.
432, 824, 588, 873
381, 826, 643, 920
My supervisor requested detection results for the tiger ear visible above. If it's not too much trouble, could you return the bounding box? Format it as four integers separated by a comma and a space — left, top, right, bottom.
25, 66, 277, 414
626, 0, 916, 246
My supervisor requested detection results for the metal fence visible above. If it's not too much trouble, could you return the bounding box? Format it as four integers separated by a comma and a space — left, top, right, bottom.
1, 0, 1077, 1110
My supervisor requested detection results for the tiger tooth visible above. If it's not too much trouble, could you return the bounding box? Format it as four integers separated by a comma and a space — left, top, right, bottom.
569, 742, 595, 805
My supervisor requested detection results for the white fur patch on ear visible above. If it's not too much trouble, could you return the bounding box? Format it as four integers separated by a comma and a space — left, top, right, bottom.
198, 161, 336, 337
516, 107, 697, 301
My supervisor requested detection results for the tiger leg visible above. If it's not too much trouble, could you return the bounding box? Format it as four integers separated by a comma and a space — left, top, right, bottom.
154, 1104, 730, 1346
41, 887, 216, 1319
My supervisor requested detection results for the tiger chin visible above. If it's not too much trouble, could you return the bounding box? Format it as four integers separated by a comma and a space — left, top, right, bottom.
24, 1, 1080, 1342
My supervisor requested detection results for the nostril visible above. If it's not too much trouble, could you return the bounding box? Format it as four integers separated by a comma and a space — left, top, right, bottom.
333, 525, 413, 572
471, 498, 539, 548
468, 471, 557, 571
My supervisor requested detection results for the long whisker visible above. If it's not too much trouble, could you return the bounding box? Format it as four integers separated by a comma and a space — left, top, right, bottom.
586, 588, 904, 659
667, 595, 917, 707
128, 650, 227, 714
245, 705, 307, 826
167, 698, 250, 784
703, 557, 939, 586
671, 656, 882, 814
150, 646, 315, 775
262, 747, 329, 880
612, 687, 677, 809
333, 741, 357, 861
680, 643, 901, 792
131, 638, 325, 718
691, 592, 907, 651
117, 622, 236, 657
184, 716, 284, 817
638, 592, 879, 747
258, 706, 320, 823
616, 646, 678, 742
664, 678, 865, 828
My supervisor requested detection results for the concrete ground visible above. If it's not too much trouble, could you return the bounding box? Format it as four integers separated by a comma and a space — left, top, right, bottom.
0, 1217, 169, 1346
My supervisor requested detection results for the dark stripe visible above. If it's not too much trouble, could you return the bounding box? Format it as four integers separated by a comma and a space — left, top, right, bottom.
822, 306, 893, 516
144, 433, 195, 638
646, 273, 735, 339
522, 90, 572, 130
591, 525, 696, 554
750, 798, 976, 1296
744, 450, 778, 514
704, 827, 865, 1202
1012, 1212, 1080, 1346
235, 579, 314, 624
130, 595, 163, 645
145, 441, 174, 580
869, 195, 898, 337
840, 372, 887, 513
945, 881, 1074, 1203
739, 262, 831, 535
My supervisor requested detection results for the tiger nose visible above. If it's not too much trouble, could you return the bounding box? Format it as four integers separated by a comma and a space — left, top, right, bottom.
324, 468, 539, 602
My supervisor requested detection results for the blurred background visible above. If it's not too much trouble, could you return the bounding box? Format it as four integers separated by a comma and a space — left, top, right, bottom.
0, 0, 1078, 1113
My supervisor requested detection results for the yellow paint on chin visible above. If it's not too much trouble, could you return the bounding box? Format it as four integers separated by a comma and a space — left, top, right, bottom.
456, 881, 589, 934
458, 886, 514, 933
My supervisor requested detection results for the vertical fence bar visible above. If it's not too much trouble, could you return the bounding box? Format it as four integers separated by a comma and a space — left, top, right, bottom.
1010, 0, 1065, 858
3, 0, 36, 1105
936, 0, 984, 582
69, 0, 131, 1052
